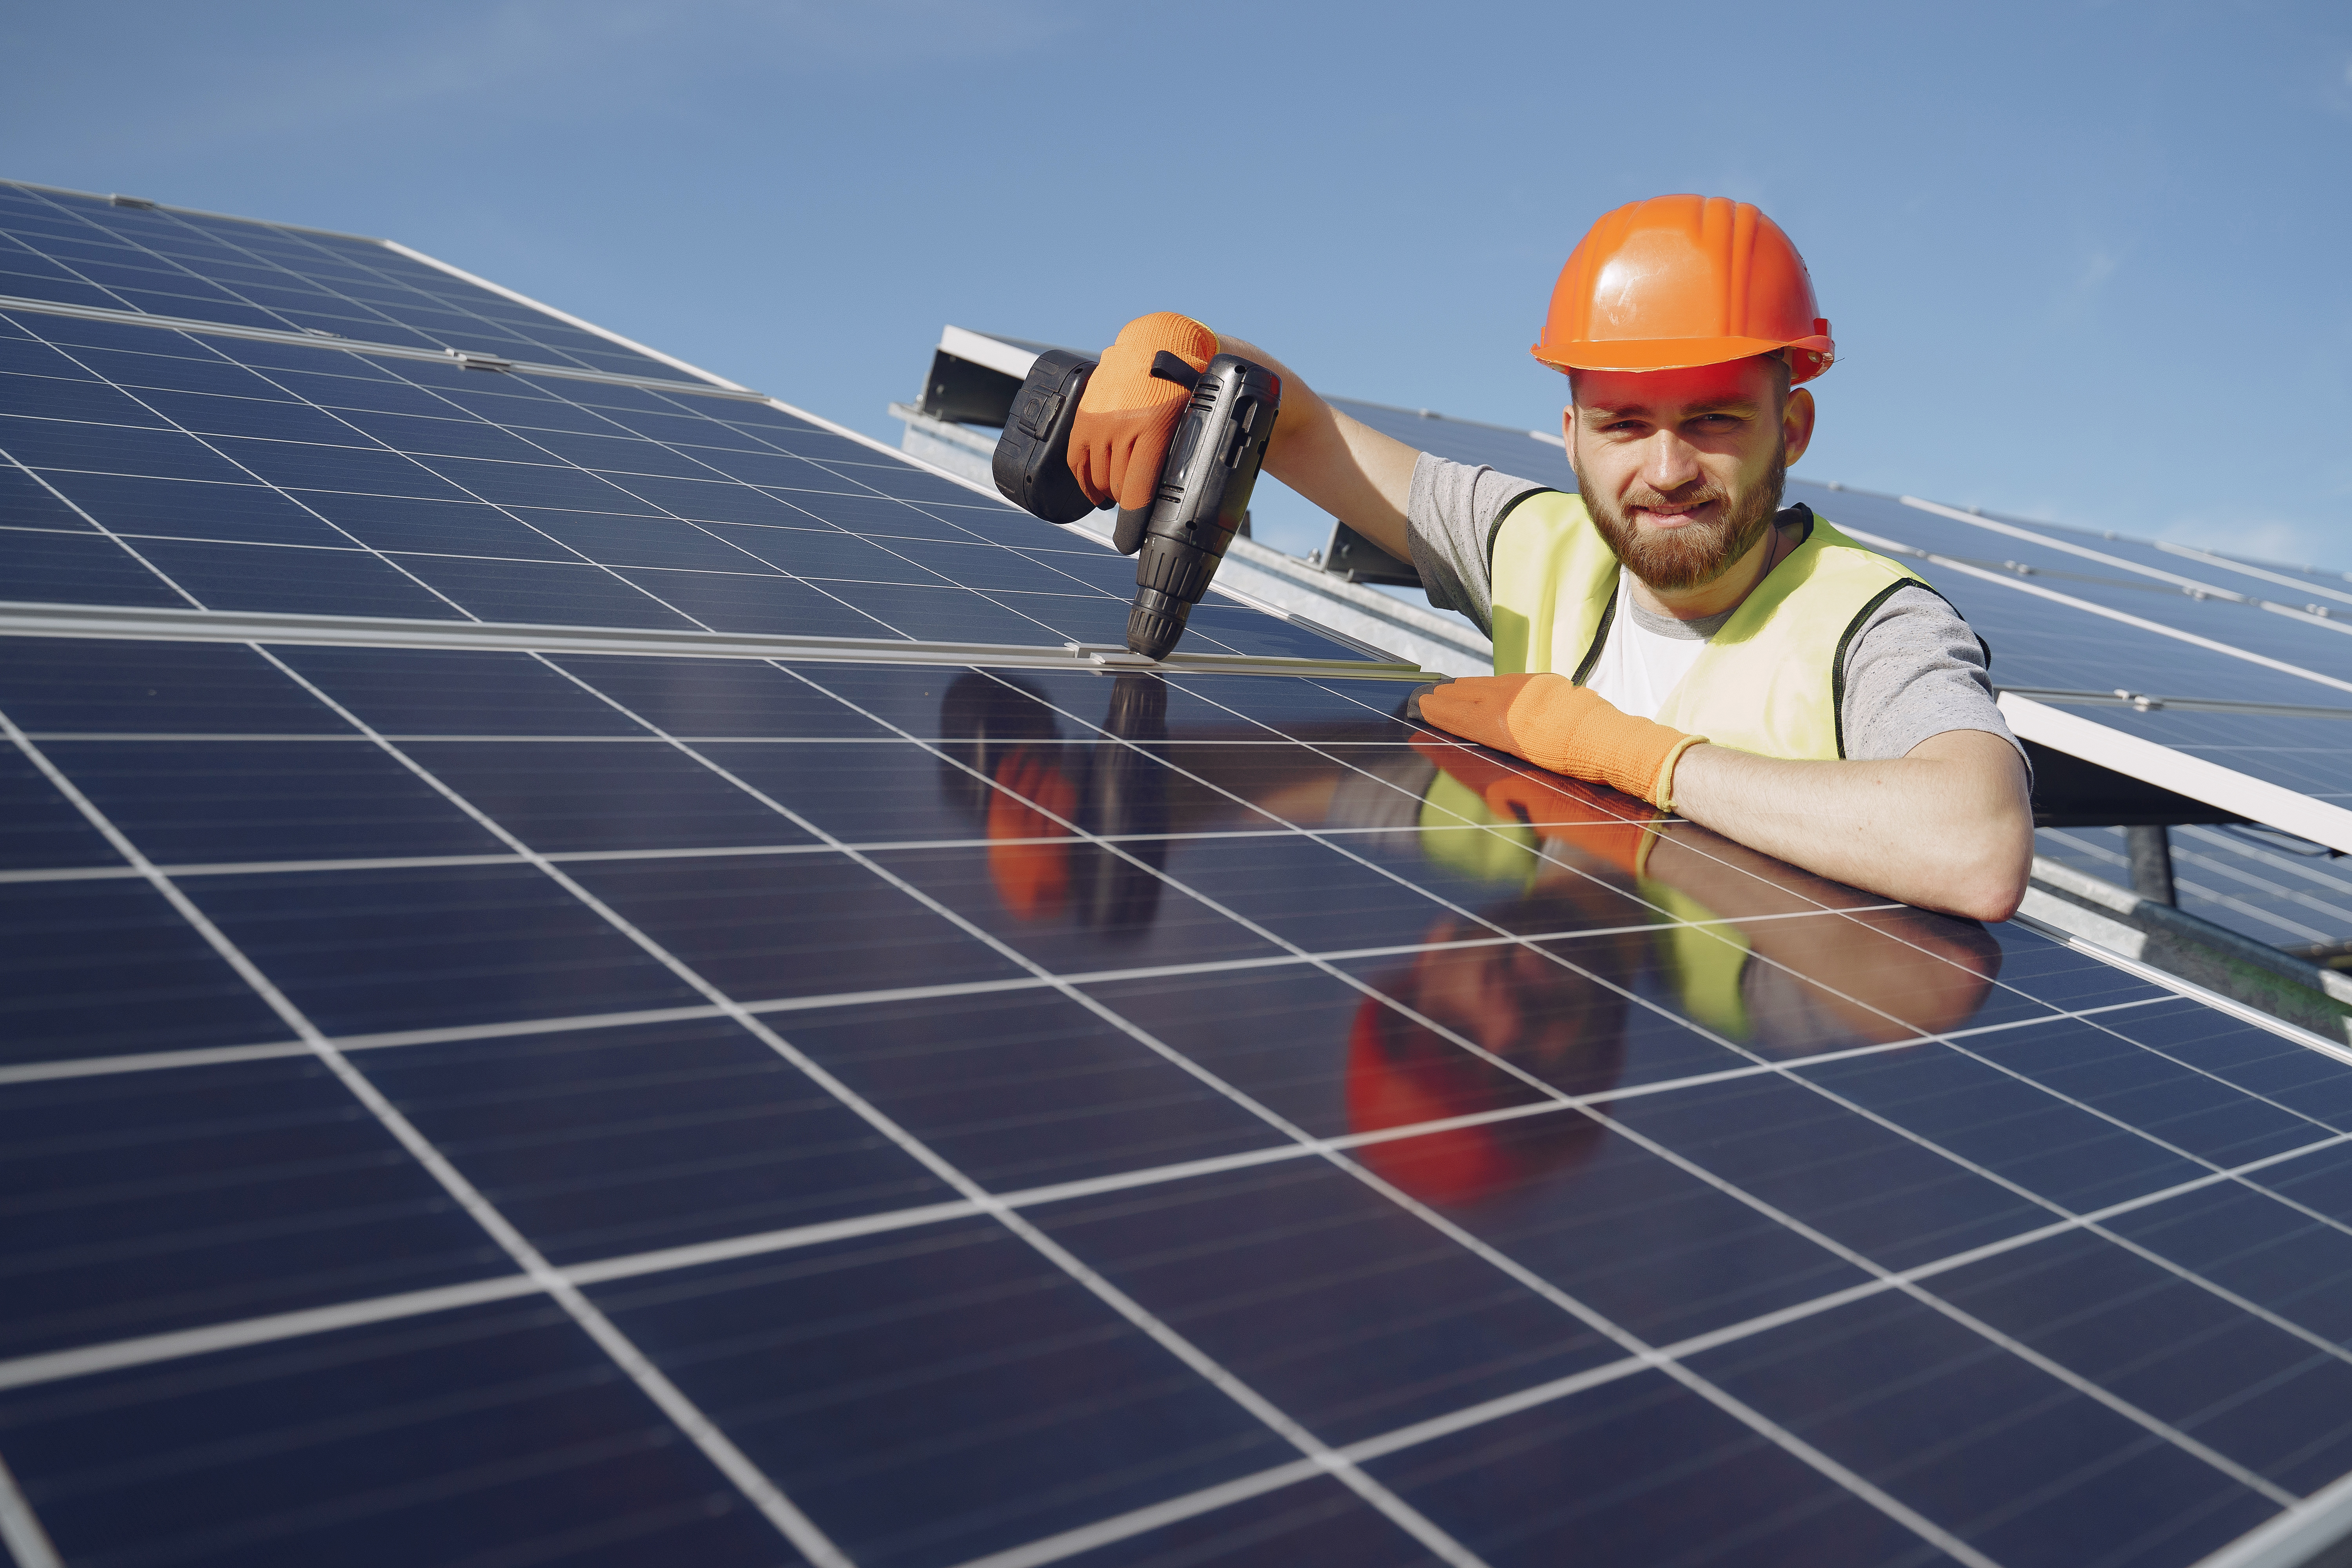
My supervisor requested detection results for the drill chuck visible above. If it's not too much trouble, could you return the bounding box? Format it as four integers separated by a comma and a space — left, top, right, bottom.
1120, 352, 1281, 659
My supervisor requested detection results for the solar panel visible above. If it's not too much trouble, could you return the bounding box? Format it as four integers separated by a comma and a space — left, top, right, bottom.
0, 307, 1373, 664
0, 182, 694, 383
13, 186, 2352, 1568
1325, 397, 1577, 485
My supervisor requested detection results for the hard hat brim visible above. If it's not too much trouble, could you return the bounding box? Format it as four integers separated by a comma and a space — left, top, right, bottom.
1530, 333, 1835, 377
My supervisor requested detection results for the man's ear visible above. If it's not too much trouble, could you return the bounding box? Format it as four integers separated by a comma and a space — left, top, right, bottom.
1782, 387, 1817, 466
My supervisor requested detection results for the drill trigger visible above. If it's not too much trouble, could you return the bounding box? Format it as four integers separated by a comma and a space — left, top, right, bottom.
1147, 351, 1202, 393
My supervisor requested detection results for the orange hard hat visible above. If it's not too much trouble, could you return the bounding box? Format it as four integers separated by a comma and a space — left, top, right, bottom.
1532, 195, 1835, 385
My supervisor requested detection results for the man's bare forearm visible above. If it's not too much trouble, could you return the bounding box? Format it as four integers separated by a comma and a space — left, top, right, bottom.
1667, 728, 2033, 922
1215, 334, 1419, 561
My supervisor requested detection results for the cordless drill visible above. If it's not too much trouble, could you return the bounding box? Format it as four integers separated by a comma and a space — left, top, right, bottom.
994, 347, 1281, 660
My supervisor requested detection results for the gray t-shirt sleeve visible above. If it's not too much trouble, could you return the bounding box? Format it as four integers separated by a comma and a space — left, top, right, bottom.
1404, 452, 1547, 635
1840, 584, 2026, 767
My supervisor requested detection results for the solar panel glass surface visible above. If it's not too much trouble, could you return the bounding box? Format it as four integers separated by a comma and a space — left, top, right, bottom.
0, 310, 1368, 662
0, 181, 693, 381
8, 635, 2352, 1568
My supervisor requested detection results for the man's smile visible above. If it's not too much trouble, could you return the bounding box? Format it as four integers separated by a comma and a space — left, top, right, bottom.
1628, 500, 1720, 529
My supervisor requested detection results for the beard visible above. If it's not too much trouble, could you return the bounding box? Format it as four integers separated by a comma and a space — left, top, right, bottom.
1575, 439, 1788, 592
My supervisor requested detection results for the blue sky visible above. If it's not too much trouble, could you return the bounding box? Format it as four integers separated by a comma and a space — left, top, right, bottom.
8, 0, 2349, 568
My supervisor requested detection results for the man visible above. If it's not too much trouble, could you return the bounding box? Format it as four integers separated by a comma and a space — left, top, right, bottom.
1063, 194, 2032, 922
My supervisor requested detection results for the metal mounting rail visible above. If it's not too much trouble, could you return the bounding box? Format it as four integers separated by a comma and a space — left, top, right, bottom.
1996, 688, 2352, 721
0, 601, 1430, 683
0, 295, 770, 402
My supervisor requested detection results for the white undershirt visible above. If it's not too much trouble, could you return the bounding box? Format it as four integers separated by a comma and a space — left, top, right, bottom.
1582, 572, 1711, 721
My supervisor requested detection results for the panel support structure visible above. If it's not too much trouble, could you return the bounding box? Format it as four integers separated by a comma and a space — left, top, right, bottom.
2002, 694, 2352, 855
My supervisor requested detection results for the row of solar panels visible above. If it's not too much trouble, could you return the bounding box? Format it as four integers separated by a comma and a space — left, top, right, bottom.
8, 179, 2352, 1568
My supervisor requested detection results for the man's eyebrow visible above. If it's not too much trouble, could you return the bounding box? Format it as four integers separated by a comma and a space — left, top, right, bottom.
1577, 396, 1761, 418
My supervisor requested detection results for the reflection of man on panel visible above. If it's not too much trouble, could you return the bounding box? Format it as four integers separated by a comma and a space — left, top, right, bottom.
1064, 196, 2033, 922
947, 675, 2002, 1209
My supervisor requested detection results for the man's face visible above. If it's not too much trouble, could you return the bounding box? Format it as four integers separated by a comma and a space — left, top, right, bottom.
1566, 358, 1815, 593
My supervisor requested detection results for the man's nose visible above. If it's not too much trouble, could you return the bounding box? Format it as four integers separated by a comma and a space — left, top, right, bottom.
1639, 431, 1705, 492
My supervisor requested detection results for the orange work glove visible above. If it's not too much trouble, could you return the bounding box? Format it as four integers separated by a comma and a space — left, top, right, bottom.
1066, 312, 1218, 513
986, 748, 1079, 920
1416, 673, 1706, 811
1412, 733, 1659, 877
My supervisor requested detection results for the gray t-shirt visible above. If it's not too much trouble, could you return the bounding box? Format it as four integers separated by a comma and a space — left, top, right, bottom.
1403, 453, 2023, 764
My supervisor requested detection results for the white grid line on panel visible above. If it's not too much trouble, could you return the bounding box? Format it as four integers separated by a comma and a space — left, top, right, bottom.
1511, 849, 2352, 1445
0, 1447, 62, 1568
1901, 495, 2352, 641
18, 185, 622, 384
21, 343, 787, 629
210, 644, 1490, 1567
0, 294, 760, 401
689, 661, 2012, 1564
21, 1060, 2347, 1564
6, 183, 641, 379
7, 339, 485, 622
0, 450, 202, 608
0, 831, 1900, 896
11, 1087, 2347, 1467
0, 332, 1347, 664
379, 238, 744, 390
0, 699, 857, 1568
945, 1120, 2352, 1568
7, 272, 1392, 659
918, 666, 2352, 1517
6, 186, 327, 340
1838, 524, 2352, 700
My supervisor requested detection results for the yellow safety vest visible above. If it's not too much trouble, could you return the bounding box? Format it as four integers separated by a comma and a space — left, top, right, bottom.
1486, 492, 1933, 760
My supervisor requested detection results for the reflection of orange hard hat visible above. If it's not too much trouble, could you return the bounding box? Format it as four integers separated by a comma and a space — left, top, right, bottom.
1344, 994, 1609, 1209
1346, 997, 1521, 1208
1532, 195, 1835, 385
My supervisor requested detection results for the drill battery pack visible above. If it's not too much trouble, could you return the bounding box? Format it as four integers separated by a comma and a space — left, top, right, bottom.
991, 349, 1099, 526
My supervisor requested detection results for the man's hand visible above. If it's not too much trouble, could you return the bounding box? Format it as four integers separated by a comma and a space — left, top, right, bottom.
1067, 312, 1218, 513
1418, 672, 1706, 809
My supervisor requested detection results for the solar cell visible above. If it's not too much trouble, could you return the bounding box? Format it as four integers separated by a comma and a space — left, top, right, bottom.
12, 187, 2352, 1568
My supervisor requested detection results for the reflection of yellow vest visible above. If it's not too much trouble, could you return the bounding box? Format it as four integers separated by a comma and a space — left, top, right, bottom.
1414, 780, 1758, 1038
1488, 493, 1929, 760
